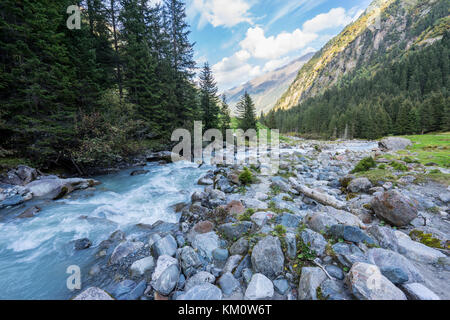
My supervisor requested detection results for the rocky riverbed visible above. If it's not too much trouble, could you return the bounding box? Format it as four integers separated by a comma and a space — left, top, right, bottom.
1, 138, 449, 300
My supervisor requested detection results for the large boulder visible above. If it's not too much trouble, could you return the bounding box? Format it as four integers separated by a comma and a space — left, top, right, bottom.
370, 190, 418, 227
152, 255, 178, 283
378, 137, 412, 151
191, 231, 221, 260
245, 273, 274, 300
251, 236, 284, 279
26, 177, 99, 200
153, 264, 180, 296
0, 165, 39, 186
328, 225, 376, 245
300, 229, 327, 256
109, 241, 144, 265
400, 283, 441, 300
184, 271, 215, 291
367, 225, 399, 251
152, 234, 177, 258
130, 257, 155, 277
347, 263, 407, 300
179, 246, 202, 276
395, 231, 445, 264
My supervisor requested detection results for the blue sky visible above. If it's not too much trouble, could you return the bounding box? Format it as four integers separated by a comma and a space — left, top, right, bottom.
183, 0, 373, 91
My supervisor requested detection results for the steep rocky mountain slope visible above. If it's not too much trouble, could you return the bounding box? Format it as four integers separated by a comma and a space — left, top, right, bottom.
223, 53, 314, 116
275, 0, 449, 111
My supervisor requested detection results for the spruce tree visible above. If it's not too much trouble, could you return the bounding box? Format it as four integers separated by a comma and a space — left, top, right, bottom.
199, 63, 220, 130
236, 92, 257, 131
220, 95, 232, 133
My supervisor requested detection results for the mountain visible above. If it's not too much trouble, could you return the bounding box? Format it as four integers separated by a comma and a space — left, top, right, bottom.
274, 0, 450, 111
223, 52, 314, 116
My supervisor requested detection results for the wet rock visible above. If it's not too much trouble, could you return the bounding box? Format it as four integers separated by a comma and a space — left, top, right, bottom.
185, 271, 215, 291
0, 194, 25, 208
130, 257, 155, 277
328, 225, 376, 245
347, 262, 407, 300
154, 264, 179, 296
245, 273, 274, 300
130, 170, 149, 176
108, 280, 137, 300
73, 287, 113, 300
395, 231, 445, 264
177, 283, 223, 300
251, 236, 284, 279
400, 283, 441, 300
198, 177, 214, 185
367, 225, 399, 251
191, 191, 207, 202
347, 178, 372, 193
17, 206, 41, 218
370, 190, 418, 227
300, 229, 327, 256
146, 151, 176, 163
367, 248, 424, 283
0, 165, 39, 186
218, 272, 240, 295
218, 222, 253, 240
74, 238, 92, 250
298, 267, 327, 300
26, 177, 99, 200
109, 241, 144, 265
229, 238, 249, 256
378, 137, 412, 151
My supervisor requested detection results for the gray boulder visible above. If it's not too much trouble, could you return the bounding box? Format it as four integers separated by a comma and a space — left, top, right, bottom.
347, 178, 372, 193
218, 272, 241, 295
130, 257, 155, 277
328, 225, 376, 245
154, 264, 180, 296
177, 283, 223, 300
370, 190, 418, 227
152, 234, 177, 257
185, 271, 215, 291
109, 241, 144, 265
300, 229, 327, 256
378, 137, 412, 151
251, 236, 284, 279
229, 237, 249, 256
179, 246, 202, 276
400, 283, 440, 300
218, 222, 253, 240
297, 267, 327, 300
367, 225, 399, 251
73, 287, 113, 300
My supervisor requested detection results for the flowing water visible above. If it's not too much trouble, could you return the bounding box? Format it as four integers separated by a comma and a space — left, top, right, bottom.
0, 160, 213, 300
0, 141, 377, 299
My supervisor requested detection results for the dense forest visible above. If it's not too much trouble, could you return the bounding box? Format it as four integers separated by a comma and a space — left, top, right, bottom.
0, 0, 237, 171
263, 32, 450, 140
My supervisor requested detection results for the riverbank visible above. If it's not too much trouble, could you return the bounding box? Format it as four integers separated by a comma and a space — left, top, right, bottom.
0, 136, 449, 300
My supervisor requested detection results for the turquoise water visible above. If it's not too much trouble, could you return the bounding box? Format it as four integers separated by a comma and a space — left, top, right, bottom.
0, 160, 212, 300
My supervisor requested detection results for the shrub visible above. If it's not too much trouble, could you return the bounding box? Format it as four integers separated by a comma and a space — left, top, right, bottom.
378, 164, 386, 170
389, 161, 408, 171
351, 157, 377, 173
239, 167, 253, 185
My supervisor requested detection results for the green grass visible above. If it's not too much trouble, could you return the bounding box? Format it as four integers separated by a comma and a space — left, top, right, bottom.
398, 133, 450, 168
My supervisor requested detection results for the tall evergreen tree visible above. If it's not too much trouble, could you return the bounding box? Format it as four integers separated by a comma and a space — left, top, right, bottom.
236, 92, 257, 131
199, 63, 220, 130
220, 94, 231, 133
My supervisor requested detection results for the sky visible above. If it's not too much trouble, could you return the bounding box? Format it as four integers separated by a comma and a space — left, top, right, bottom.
182, 0, 373, 91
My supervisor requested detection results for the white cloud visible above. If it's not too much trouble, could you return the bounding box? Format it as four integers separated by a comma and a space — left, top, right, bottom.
190, 0, 253, 29
302, 7, 353, 33
239, 27, 318, 60
262, 57, 291, 73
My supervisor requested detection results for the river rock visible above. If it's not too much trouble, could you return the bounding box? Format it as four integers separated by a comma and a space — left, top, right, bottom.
152, 255, 178, 282
251, 236, 284, 279
328, 225, 376, 245
230, 238, 249, 256
297, 267, 327, 300
223, 255, 243, 274
325, 265, 344, 280
184, 271, 215, 291
74, 238, 92, 250
212, 248, 229, 261
192, 221, 214, 234
370, 190, 418, 227
177, 283, 223, 300
224, 200, 245, 215
319, 279, 352, 300
400, 283, 441, 300
218, 272, 241, 295
191, 231, 220, 260
109, 241, 144, 265
300, 229, 327, 256
251, 211, 272, 228
154, 264, 179, 296
367, 248, 424, 283
26, 177, 99, 200
191, 191, 207, 202
73, 287, 113, 300
378, 137, 412, 151
179, 246, 202, 276
130, 257, 155, 277
245, 273, 274, 300
218, 222, 253, 240
17, 206, 41, 218
130, 169, 149, 176
241, 198, 268, 210
395, 231, 445, 264
347, 178, 372, 193
347, 262, 407, 300
332, 243, 369, 268
275, 213, 302, 229
273, 278, 290, 295
152, 234, 177, 257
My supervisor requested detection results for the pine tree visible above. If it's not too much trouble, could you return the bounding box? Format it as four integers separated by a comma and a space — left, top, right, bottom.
220, 95, 232, 133
199, 62, 220, 130
236, 92, 257, 131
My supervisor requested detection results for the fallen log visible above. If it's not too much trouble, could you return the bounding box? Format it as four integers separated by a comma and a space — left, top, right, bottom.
289, 177, 347, 210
